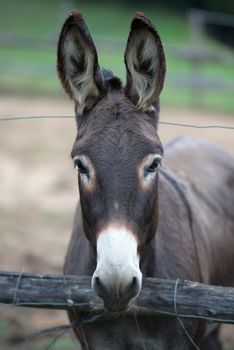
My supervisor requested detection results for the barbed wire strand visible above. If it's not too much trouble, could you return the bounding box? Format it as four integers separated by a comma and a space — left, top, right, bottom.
62, 274, 91, 350
32, 323, 77, 339
11, 269, 32, 350
11, 271, 81, 350
12, 269, 24, 306
59, 275, 78, 350
0, 116, 74, 121
0, 115, 234, 130
2, 300, 234, 324
46, 326, 71, 350
31, 319, 94, 349
160, 121, 234, 129
45, 323, 81, 350
62, 274, 75, 308
34, 322, 83, 350
134, 311, 148, 350
174, 279, 201, 350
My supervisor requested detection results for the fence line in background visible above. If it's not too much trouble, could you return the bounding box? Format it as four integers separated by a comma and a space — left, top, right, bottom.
0, 116, 234, 130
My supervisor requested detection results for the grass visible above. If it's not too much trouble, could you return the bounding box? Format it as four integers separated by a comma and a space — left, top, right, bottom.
0, 0, 233, 113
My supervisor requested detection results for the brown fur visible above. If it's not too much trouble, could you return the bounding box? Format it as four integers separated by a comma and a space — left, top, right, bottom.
57, 11, 234, 350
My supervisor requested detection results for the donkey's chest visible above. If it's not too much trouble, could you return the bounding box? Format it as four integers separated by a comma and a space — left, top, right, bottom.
79, 315, 188, 350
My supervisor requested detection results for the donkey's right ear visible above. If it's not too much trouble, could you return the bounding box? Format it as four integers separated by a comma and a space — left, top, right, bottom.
57, 12, 104, 115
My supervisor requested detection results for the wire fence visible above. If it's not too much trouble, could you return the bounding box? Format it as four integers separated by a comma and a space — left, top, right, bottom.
0, 114, 234, 350
0, 270, 234, 350
1, 270, 234, 350
0, 115, 234, 130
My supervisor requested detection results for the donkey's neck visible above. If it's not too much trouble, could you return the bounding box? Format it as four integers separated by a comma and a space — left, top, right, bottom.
145, 168, 202, 281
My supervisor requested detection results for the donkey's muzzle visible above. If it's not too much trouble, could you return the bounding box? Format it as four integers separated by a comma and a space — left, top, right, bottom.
91, 224, 142, 311
92, 274, 141, 312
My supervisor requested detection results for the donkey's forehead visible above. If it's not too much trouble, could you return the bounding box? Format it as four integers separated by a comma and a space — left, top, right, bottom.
72, 91, 162, 156
76, 88, 136, 122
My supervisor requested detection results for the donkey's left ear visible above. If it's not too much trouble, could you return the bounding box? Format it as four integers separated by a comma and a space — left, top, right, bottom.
57, 12, 104, 115
124, 13, 166, 111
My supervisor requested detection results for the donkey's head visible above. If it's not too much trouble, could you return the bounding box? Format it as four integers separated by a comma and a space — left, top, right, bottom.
57, 12, 166, 311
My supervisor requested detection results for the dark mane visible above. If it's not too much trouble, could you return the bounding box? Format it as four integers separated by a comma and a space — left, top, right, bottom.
101, 69, 122, 91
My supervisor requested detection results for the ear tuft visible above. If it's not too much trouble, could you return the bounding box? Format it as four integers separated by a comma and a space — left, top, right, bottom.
131, 12, 154, 30
124, 13, 166, 111
108, 76, 122, 91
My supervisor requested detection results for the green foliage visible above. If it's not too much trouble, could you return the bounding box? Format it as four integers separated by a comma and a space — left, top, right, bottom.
0, 0, 233, 113
119, 0, 234, 13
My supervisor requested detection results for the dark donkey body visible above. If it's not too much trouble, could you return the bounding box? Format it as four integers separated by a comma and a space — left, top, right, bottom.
57, 12, 234, 350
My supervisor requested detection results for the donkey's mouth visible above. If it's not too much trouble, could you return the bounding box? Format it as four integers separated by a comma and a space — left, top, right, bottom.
103, 301, 136, 316
92, 274, 141, 315
104, 306, 128, 315
100, 292, 139, 315
103, 300, 129, 313
91, 292, 138, 316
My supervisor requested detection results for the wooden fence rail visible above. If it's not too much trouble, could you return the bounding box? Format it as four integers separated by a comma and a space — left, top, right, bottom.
0, 271, 234, 324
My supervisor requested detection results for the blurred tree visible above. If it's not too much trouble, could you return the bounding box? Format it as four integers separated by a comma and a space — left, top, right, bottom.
104, 0, 234, 14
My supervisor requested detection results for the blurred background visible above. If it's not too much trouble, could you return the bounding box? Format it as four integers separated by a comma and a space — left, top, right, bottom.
0, 0, 234, 110
0, 0, 233, 349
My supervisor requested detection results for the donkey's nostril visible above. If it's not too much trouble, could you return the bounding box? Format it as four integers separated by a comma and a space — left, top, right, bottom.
129, 276, 138, 291
131, 276, 137, 287
93, 276, 109, 299
124, 276, 140, 300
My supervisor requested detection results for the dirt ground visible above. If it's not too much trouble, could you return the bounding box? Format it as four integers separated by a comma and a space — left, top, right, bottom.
0, 96, 233, 349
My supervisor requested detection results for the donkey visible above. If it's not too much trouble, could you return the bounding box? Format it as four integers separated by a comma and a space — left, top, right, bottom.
57, 11, 234, 350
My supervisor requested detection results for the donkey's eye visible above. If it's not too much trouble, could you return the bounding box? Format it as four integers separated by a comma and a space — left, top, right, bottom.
147, 157, 161, 173
75, 159, 89, 175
